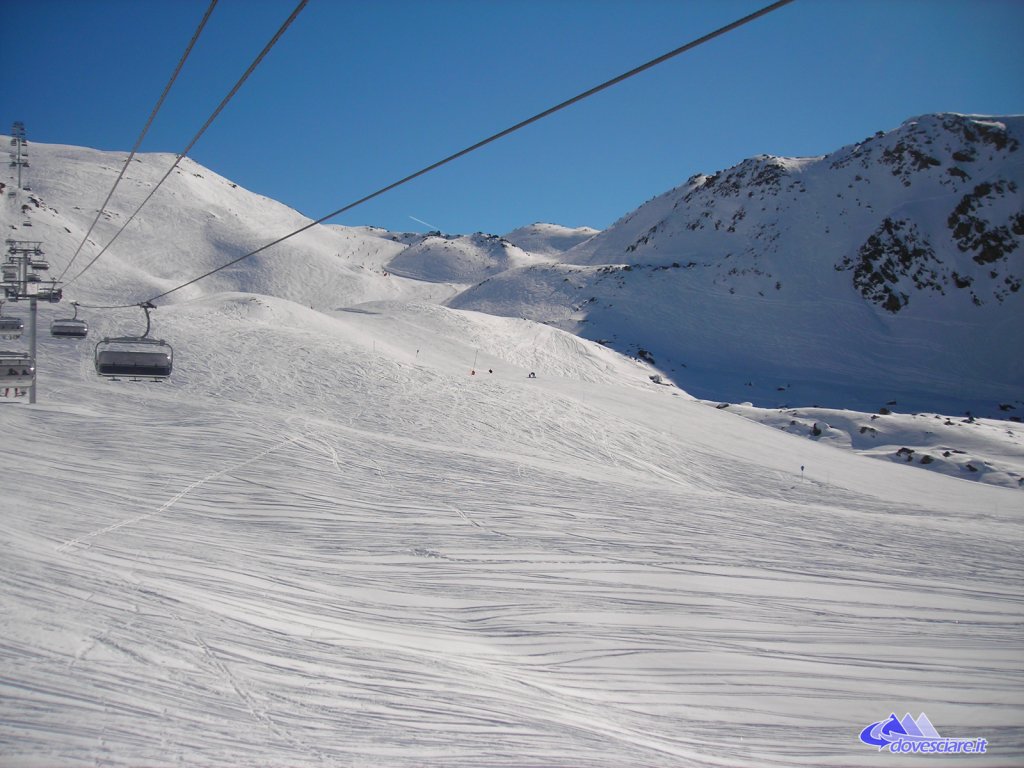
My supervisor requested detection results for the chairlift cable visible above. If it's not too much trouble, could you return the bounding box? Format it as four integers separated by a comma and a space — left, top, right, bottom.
56, 0, 220, 283
63, 0, 309, 289
143, 0, 797, 306
74, 0, 794, 310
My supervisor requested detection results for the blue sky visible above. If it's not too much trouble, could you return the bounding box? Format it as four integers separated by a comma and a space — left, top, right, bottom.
4, 0, 1024, 236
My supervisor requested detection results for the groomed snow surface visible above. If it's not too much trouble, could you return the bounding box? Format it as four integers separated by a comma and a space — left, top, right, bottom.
2, 296, 1022, 767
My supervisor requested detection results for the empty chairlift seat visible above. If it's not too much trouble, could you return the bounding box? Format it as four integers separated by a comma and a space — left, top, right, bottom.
50, 318, 88, 338
0, 317, 24, 340
95, 338, 173, 380
0, 352, 35, 387
51, 302, 89, 338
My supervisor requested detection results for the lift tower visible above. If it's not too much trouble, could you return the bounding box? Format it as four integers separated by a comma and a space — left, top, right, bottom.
9, 122, 29, 190
2, 239, 62, 404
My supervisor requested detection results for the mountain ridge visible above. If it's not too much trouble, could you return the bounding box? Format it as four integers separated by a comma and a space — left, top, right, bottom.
4, 113, 1021, 417
451, 113, 1024, 416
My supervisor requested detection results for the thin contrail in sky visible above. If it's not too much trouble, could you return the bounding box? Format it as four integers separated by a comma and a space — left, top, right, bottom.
409, 215, 438, 230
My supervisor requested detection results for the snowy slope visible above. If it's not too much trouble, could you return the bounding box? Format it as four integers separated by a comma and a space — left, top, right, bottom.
713, 401, 1024, 490
3, 141, 453, 309
503, 222, 600, 257
385, 231, 551, 284
3, 129, 1021, 484
2, 292, 1023, 767
451, 114, 1024, 417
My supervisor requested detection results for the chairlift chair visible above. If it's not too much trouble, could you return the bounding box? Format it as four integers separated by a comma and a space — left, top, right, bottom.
51, 302, 88, 338
0, 316, 23, 339
95, 338, 173, 380
94, 302, 173, 381
0, 302, 23, 340
38, 283, 63, 303
0, 351, 35, 388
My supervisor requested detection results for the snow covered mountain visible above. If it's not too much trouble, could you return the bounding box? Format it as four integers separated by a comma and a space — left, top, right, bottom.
451, 114, 1024, 417
502, 222, 600, 257
4, 142, 458, 310
2, 120, 1024, 766
386, 230, 551, 283
10, 116, 1021, 419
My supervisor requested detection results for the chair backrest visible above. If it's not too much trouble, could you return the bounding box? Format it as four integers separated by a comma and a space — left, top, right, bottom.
96, 348, 172, 377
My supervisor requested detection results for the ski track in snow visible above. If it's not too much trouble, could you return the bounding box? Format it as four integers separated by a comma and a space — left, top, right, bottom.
56, 429, 314, 554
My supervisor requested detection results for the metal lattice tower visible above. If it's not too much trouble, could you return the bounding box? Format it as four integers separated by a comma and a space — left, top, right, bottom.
9, 121, 29, 190
3, 239, 61, 404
